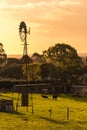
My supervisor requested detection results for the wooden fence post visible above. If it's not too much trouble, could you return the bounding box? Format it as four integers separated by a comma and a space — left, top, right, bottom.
67, 107, 69, 120
49, 107, 52, 119
16, 103, 18, 112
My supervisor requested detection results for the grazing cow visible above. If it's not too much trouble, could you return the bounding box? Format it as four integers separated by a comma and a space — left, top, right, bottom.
53, 94, 57, 100
41, 94, 48, 98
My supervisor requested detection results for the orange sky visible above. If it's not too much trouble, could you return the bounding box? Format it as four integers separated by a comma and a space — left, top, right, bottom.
0, 0, 87, 55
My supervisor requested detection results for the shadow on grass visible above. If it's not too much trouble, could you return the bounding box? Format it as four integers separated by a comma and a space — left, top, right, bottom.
60, 94, 87, 102
77, 121, 87, 124
0, 111, 30, 122
1, 111, 25, 116
39, 115, 69, 125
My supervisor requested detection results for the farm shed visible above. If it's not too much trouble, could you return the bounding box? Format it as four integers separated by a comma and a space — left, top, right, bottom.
71, 85, 87, 96
0, 99, 14, 112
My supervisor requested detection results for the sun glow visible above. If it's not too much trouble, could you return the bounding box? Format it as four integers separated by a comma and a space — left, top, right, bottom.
0, 0, 87, 56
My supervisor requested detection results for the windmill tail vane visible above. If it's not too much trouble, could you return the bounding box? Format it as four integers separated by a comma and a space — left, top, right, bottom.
28, 27, 31, 34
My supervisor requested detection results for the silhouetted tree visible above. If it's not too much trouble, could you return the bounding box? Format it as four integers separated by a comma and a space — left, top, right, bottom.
43, 43, 82, 65
40, 63, 56, 80
22, 63, 41, 81
7, 58, 21, 65
43, 43, 83, 84
21, 55, 33, 64
31, 52, 44, 63
0, 43, 7, 66
0, 64, 23, 79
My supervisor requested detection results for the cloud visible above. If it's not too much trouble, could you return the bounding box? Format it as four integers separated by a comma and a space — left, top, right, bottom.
59, 0, 81, 6
0, 0, 81, 16
0, 0, 87, 54
0, 0, 86, 38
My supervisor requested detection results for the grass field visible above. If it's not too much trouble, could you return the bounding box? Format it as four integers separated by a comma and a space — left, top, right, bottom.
0, 93, 87, 130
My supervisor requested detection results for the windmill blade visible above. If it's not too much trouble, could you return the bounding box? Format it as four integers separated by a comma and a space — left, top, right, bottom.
28, 27, 31, 34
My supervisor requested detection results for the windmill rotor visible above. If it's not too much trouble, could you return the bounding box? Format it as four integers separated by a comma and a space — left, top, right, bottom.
19, 21, 27, 42
19, 21, 30, 56
19, 21, 27, 33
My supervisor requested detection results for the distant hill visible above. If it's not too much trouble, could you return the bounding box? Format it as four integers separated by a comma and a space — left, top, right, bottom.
7, 53, 87, 59
7, 54, 33, 59
7, 54, 22, 59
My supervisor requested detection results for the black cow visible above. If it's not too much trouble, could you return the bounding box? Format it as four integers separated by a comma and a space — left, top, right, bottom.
53, 94, 57, 100
41, 94, 48, 98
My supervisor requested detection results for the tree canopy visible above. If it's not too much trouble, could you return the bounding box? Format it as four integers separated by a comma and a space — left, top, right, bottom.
43, 43, 82, 65
31, 52, 43, 63
0, 42, 7, 65
42, 43, 83, 84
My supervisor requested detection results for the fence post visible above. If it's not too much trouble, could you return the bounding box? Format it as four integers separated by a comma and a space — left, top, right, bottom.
32, 104, 34, 114
49, 107, 52, 119
16, 103, 18, 112
67, 107, 69, 120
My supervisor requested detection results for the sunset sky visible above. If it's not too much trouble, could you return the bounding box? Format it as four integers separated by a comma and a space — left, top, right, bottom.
0, 0, 87, 56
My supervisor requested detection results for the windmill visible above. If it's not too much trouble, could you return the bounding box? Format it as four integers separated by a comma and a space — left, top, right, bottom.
18, 21, 31, 107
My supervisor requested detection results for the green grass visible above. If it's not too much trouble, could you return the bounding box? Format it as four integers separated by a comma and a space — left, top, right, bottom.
0, 93, 87, 130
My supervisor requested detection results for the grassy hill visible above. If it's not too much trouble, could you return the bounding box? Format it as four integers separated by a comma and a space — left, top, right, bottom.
0, 93, 87, 130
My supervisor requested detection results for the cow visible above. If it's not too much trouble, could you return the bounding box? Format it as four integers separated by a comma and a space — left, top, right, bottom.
53, 94, 58, 100
41, 94, 48, 98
